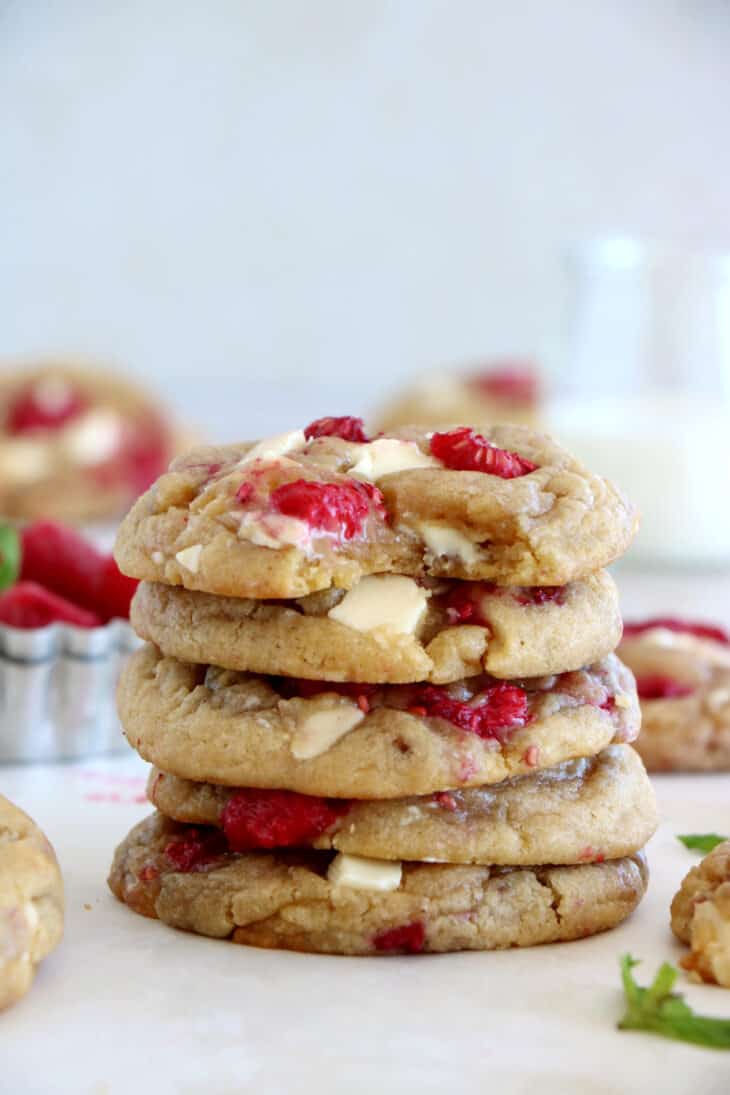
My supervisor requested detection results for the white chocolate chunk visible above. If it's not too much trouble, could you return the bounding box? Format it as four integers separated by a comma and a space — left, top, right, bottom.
613, 693, 632, 709
348, 438, 439, 481
0, 440, 53, 483
151, 550, 165, 565
290, 701, 364, 759
175, 544, 203, 573
328, 575, 429, 635
707, 688, 730, 713
327, 853, 402, 892
417, 521, 478, 564
238, 430, 305, 466
238, 511, 310, 550
61, 409, 122, 464
22, 900, 39, 934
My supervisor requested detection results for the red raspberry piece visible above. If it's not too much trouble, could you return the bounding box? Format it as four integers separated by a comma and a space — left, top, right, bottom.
220, 789, 350, 851
270, 479, 386, 540
434, 791, 458, 811
279, 678, 378, 704
513, 586, 566, 607
0, 581, 101, 628
443, 583, 493, 626
623, 617, 730, 645
430, 428, 537, 478
236, 481, 255, 504
164, 828, 228, 872
636, 675, 695, 700
20, 521, 137, 622
411, 682, 529, 742
469, 364, 538, 405
304, 416, 369, 443
373, 921, 425, 954
5, 382, 88, 433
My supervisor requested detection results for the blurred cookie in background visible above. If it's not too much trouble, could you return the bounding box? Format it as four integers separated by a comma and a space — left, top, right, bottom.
0, 361, 182, 523
375, 360, 540, 433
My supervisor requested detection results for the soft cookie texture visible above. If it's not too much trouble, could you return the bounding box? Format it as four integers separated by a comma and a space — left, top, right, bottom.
619, 624, 730, 771
118, 645, 640, 798
114, 426, 638, 599
131, 570, 621, 684
108, 812, 648, 955
148, 744, 657, 866
0, 795, 64, 1011
671, 841, 730, 986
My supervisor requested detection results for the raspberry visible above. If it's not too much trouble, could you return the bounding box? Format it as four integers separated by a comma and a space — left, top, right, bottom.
513, 586, 566, 607
469, 364, 538, 405
434, 791, 458, 811
411, 682, 529, 742
269, 479, 386, 539
6, 382, 88, 433
636, 675, 695, 700
164, 828, 228, 872
430, 428, 537, 478
623, 617, 730, 645
279, 678, 378, 704
373, 921, 425, 954
0, 581, 101, 628
20, 521, 137, 622
236, 481, 255, 504
304, 416, 368, 443
443, 583, 492, 626
220, 789, 350, 851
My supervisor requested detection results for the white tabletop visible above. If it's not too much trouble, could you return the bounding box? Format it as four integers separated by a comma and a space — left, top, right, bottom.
3, 568, 730, 1094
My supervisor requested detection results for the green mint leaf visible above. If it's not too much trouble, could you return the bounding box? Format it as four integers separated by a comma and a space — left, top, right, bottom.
618, 954, 730, 1049
678, 834, 728, 854
0, 525, 20, 592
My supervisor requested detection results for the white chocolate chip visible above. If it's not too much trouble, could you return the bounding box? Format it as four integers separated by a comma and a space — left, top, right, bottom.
327, 853, 402, 892
238, 511, 310, 550
327, 575, 429, 636
61, 409, 123, 465
22, 900, 39, 934
707, 688, 730, 713
348, 438, 439, 481
238, 430, 305, 466
417, 521, 478, 565
175, 544, 203, 573
290, 701, 365, 759
151, 550, 165, 565
613, 693, 632, 709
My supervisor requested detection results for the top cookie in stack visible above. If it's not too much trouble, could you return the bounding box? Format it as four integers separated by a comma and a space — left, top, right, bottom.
109, 418, 654, 955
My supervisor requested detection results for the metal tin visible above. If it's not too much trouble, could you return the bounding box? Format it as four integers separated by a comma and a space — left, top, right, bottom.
0, 619, 140, 762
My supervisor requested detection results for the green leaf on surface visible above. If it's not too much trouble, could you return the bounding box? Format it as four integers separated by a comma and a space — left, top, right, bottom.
618, 955, 730, 1049
678, 834, 728, 854
0, 525, 20, 592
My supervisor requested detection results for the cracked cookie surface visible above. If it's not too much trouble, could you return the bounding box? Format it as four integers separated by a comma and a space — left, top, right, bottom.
119, 645, 640, 798
148, 744, 656, 866
0, 794, 64, 1011
131, 570, 621, 684
109, 812, 648, 955
671, 840, 730, 986
114, 425, 637, 598
619, 623, 730, 771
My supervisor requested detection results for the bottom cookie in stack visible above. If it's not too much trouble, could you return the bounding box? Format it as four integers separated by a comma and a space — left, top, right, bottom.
109, 745, 656, 955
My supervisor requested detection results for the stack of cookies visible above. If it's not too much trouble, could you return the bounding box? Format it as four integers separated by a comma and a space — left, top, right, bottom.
109, 418, 656, 955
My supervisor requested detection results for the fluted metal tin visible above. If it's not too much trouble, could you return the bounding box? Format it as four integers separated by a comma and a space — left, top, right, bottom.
0, 619, 140, 762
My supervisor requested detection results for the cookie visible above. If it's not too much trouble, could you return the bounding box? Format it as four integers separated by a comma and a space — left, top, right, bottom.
108, 812, 648, 955
0, 361, 176, 521
114, 423, 637, 599
0, 795, 64, 1010
148, 744, 657, 867
119, 645, 640, 798
671, 840, 730, 986
130, 569, 621, 684
376, 364, 540, 433
619, 619, 730, 771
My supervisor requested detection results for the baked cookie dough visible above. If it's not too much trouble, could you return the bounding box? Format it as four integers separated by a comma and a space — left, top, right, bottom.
376, 363, 540, 433
0, 361, 176, 521
131, 569, 621, 684
0, 795, 64, 1010
148, 744, 657, 867
671, 840, 730, 986
109, 812, 648, 955
114, 425, 637, 599
619, 620, 730, 771
119, 645, 640, 798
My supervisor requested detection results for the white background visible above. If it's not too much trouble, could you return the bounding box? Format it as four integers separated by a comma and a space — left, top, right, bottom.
2, 1, 730, 436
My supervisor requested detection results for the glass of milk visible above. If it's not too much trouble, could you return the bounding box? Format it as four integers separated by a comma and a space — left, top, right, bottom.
548, 238, 730, 567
